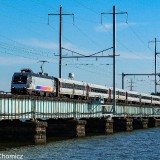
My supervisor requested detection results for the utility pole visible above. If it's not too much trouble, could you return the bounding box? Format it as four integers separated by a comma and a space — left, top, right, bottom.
155, 38, 157, 93
149, 38, 160, 94
59, 6, 62, 79
101, 6, 127, 115
121, 73, 160, 90
48, 5, 74, 78
113, 6, 116, 115
122, 72, 125, 89
128, 79, 135, 91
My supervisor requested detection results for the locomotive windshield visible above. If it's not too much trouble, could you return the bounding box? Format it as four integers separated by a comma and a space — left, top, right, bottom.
12, 75, 27, 84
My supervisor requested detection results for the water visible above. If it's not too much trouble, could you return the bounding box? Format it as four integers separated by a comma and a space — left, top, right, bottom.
0, 128, 160, 160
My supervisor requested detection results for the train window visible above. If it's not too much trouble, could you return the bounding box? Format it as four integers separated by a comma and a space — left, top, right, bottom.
119, 92, 125, 96
152, 97, 160, 101
91, 87, 108, 94
110, 91, 125, 96
74, 84, 85, 90
128, 93, 139, 98
111, 90, 118, 95
62, 83, 73, 89
141, 96, 151, 100
12, 75, 27, 84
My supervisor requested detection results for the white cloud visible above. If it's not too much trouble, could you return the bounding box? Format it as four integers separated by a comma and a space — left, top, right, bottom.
63, 42, 75, 50
96, 22, 137, 32
96, 23, 112, 32
17, 38, 79, 53
16, 38, 108, 57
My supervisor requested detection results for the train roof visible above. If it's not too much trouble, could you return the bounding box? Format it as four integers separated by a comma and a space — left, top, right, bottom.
140, 92, 152, 97
125, 90, 141, 95
109, 87, 127, 92
13, 72, 54, 80
88, 83, 109, 89
58, 78, 88, 85
152, 95, 160, 99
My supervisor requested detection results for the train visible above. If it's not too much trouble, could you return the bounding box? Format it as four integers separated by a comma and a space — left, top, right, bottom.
11, 69, 160, 106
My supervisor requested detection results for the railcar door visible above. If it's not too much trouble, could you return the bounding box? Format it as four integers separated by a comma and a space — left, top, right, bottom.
140, 94, 142, 104
126, 92, 128, 103
108, 89, 112, 101
86, 85, 89, 98
54, 78, 60, 97
73, 84, 75, 97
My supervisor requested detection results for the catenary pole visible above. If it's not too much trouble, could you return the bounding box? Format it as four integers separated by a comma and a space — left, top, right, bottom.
59, 6, 62, 78
148, 38, 160, 94
113, 6, 116, 114
155, 38, 157, 94
101, 6, 127, 115
48, 5, 74, 78
121, 73, 160, 90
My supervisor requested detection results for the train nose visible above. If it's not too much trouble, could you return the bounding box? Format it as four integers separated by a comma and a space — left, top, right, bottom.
11, 87, 15, 93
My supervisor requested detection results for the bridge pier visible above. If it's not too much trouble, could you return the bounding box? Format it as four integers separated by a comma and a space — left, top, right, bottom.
46, 119, 86, 138
0, 119, 47, 144
155, 118, 160, 127
126, 118, 133, 131
76, 120, 86, 137
113, 118, 133, 132
33, 120, 48, 144
147, 117, 160, 127
81, 118, 113, 135
81, 118, 106, 135
148, 117, 156, 127
142, 119, 148, 129
133, 118, 148, 129
105, 119, 114, 134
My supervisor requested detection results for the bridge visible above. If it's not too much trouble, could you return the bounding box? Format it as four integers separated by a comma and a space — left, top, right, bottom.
0, 94, 160, 144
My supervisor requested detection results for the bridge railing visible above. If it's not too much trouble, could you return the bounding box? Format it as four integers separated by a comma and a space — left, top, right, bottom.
0, 95, 160, 120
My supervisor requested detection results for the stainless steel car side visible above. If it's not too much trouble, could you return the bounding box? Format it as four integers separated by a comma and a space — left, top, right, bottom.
11, 69, 160, 106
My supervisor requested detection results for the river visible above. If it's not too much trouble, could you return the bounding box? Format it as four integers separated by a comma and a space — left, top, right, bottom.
0, 128, 159, 160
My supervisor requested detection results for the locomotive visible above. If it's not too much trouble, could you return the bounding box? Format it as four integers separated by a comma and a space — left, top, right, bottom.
11, 69, 160, 105
11, 69, 55, 96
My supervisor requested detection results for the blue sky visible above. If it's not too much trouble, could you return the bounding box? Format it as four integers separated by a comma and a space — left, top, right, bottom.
0, 0, 160, 93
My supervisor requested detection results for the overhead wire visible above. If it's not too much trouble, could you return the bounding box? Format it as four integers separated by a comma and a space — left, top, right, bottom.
2, 1, 151, 89
0, 34, 54, 56
126, 23, 153, 53
0, 7, 60, 60
31, 1, 56, 11
46, 2, 113, 78
67, 2, 157, 91
101, 24, 138, 56
64, 61, 112, 83
48, 13, 114, 78
74, 0, 99, 15
0, 34, 57, 63
48, 24, 75, 46
75, 16, 100, 24
49, 14, 109, 77
74, 24, 105, 49
63, 55, 113, 80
